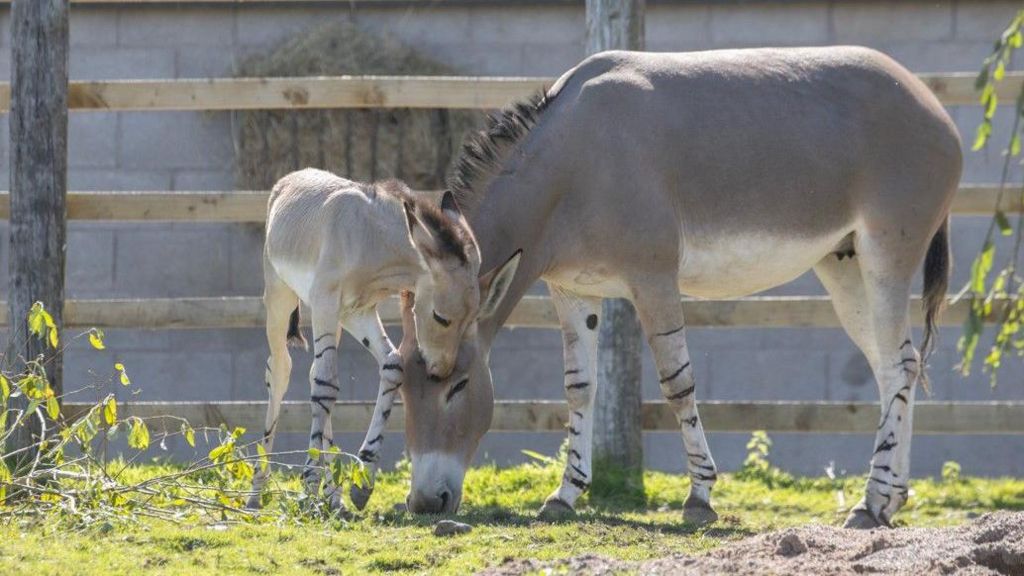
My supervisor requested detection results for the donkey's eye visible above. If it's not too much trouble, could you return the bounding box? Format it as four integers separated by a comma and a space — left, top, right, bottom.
432, 309, 451, 327
446, 378, 468, 402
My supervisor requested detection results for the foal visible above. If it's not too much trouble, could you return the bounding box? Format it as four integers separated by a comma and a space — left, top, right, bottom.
248, 168, 492, 512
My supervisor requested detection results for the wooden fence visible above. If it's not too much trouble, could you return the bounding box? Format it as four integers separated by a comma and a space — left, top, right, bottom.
2, 71, 1023, 435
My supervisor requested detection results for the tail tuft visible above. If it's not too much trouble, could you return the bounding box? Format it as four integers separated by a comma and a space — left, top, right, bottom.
921, 217, 951, 362
287, 307, 307, 350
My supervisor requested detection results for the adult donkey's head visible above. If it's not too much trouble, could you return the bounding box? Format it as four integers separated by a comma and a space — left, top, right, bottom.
397, 248, 522, 514
403, 191, 521, 380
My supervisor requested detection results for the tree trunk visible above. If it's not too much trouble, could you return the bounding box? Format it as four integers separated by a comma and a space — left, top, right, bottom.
586, 0, 646, 477
8, 0, 69, 455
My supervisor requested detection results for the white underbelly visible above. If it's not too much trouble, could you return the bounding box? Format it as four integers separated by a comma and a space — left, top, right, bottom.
545, 232, 844, 300
271, 258, 316, 304
677, 232, 844, 299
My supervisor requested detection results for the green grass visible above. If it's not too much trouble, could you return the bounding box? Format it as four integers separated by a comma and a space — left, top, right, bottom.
2, 461, 1023, 576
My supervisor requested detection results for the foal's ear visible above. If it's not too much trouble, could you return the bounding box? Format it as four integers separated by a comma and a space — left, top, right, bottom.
478, 249, 523, 320
440, 191, 463, 223
403, 201, 436, 254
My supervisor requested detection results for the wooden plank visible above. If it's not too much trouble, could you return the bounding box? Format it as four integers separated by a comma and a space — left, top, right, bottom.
0, 77, 552, 112
0, 295, 1003, 330
61, 400, 1024, 435
952, 184, 1024, 215
0, 185, 1013, 221
918, 72, 1024, 107
0, 73, 1017, 112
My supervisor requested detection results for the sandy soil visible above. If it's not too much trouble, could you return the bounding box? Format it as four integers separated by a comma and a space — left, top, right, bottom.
479, 512, 1024, 575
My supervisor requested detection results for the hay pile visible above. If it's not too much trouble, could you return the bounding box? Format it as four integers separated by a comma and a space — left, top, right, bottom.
234, 21, 481, 191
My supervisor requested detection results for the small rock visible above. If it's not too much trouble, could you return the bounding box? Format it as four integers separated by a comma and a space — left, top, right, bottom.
775, 532, 808, 557
434, 519, 473, 537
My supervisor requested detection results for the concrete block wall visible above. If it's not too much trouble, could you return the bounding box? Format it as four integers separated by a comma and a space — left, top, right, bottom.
1, 1, 1023, 478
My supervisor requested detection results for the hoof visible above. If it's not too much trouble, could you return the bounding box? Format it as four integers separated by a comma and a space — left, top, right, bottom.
327, 490, 352, 520
843, 506, 889, 530
538, 497, 576, 521
349, 482, 373, 511
683, 495, 718, 527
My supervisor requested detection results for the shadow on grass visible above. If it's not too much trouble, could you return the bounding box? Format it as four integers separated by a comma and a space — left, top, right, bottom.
367, 504, 756, 539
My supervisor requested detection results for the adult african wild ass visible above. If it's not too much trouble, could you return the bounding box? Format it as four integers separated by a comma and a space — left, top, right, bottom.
393, 47, 961, 529
248, 168, 520, 512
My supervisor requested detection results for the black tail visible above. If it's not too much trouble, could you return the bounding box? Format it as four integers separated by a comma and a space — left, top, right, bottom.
287, 307, 307, 350
921, 217, 951, 361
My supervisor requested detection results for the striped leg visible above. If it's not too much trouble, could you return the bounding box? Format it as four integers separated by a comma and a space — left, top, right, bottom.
247, 273, 297, 509
539, 286, 601, 518
344, 309, 403, 511
302, 289, 345, 512
815, 252, 918, 528
633, 281, 718, 526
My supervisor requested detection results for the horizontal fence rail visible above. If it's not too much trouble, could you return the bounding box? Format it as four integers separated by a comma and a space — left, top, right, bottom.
0, 295, 1005, 330
0, 73, 1018, 112
60, 400, 1024, 435
0, 185, 1017, 221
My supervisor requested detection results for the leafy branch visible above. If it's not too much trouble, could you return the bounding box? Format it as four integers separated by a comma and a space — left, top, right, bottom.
2, 303, 370, 528
958, 10, 1024, 383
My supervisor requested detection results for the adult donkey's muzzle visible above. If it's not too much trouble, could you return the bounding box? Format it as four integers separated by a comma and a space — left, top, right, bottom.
406, 485, 460, 514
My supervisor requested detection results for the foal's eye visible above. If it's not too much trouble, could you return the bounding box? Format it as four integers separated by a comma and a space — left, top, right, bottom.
432, 310, 451, 327
446, 378, 468, 402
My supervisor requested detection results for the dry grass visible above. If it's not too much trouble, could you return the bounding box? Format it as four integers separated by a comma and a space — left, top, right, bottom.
233, 20, 482, 191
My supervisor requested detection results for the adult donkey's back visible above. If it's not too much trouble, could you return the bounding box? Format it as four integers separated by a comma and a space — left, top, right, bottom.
396, 47, 961, 529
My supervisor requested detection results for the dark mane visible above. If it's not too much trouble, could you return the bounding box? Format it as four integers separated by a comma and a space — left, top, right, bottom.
376, 178, 474, 264
448, 92, 551, 213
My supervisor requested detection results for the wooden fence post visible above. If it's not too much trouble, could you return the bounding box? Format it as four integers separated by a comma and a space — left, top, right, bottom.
586, 0, 647, 482
7, 0, 69, 454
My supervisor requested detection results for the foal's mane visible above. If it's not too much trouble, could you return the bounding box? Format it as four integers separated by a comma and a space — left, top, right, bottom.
448, 92, 551, 215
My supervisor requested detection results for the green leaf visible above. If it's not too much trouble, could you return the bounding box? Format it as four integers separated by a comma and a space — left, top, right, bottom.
181, 423, 195, 448
128, 418, 150, 450
995, 210, 1014, 236
104, 397, 117, 426
1012, 133, 1021, 156
208, 444, 229, 461
27, 302, 46, 337
0, 375, 9, 404
994, 60, 1006, 81
114, 363, 130, 386
971, 241, 997, 294
308, 447, 322, 461
231, 426, 246, 440
1012, 30, 1023, 48
257, 443, 269, 473
975, 67, 990, 90
46, 394, 59, 420
986, 92, 999, 119
89, 329, 106, 351
973, 121, 992, 151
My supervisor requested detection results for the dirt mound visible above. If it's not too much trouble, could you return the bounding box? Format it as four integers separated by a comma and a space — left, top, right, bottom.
479, 512, 1024, 575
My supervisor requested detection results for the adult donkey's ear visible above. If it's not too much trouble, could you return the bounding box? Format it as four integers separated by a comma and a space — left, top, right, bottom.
440, 190, 463, 224
478, 249, 523, 320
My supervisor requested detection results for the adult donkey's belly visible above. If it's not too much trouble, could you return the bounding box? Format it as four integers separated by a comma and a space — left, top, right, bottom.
675, 230, 849, 299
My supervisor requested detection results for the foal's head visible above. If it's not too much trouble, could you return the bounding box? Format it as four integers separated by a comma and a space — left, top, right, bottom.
403, 191, 520, 379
